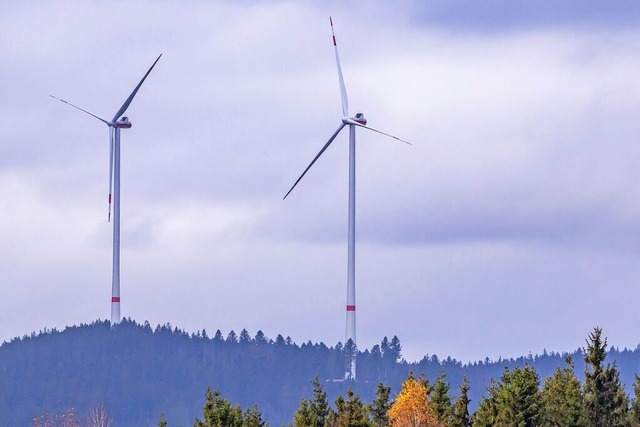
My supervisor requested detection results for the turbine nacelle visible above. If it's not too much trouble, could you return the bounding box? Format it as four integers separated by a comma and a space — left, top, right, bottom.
114, 117, 132, 129
342, 112, 368, 127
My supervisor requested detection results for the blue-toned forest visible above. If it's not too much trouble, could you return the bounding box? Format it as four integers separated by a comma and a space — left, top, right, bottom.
3, 320, 639, 426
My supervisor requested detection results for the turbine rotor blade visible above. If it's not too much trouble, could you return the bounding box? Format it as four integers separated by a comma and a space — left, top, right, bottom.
50, 95, 109, 125
347, 119, 412, 145
283, 123, 346, 200
108, 127, 114, 222
330, 17, 349, 117
111, 54, 162, 123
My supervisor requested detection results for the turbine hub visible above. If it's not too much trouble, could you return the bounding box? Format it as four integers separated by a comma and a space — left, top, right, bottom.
115, 116, 132, 129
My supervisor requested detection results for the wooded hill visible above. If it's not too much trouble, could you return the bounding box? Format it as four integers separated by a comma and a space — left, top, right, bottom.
2, 319, 639, 426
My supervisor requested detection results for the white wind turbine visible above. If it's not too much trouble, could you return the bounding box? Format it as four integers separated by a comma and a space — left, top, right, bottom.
51, 54, 162, 325
284, 18, 409, 380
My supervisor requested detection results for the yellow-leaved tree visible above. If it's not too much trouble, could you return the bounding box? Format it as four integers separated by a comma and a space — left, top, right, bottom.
388, 372, 441, 427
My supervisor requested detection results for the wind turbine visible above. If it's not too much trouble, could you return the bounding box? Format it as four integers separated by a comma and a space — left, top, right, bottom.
51, 54, 162, 325
284, 18, 409, 380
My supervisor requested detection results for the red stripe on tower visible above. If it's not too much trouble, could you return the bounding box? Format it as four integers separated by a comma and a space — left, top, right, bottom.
346, 305, 355, 311
112, 297, 120, 303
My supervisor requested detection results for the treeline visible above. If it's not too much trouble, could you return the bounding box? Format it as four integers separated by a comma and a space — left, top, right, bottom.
2, 319, 640, 426
186, 327, 640, 426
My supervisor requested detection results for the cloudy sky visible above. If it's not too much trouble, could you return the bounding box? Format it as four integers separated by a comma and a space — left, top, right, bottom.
3, 1, 640, 363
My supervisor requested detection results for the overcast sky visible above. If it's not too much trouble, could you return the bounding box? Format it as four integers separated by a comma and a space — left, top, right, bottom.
3, 1, 640, 363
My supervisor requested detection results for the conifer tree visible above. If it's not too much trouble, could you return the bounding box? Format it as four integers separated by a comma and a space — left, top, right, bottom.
471, 380, 499, 427
629, 374, 640, 427
292, 398, 315, 427
326, 388, 371, 427
495, 365, 542, 427
310, 376, 330, 427
293, 376, 330, 427
450, 377, 471, 427
431, 370, 452, 424
583, 327, 629, 427
541, 356, 586, 427
369, 383, 392, 427
243, 404, 267, 427
158, 412, 167, 427
194, 387, 243, 427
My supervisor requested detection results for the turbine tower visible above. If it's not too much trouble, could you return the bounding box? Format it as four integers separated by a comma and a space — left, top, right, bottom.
51, 54, 162, 325
284, 18, 409, 380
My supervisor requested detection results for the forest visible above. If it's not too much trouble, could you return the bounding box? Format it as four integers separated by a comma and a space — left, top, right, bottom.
3, 320, 640, 426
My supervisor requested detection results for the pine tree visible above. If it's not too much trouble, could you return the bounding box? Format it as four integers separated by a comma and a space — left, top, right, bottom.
369, 383, 391, 427
158, 412, 167, 427
310, 376, 329, 427
243, 404, 267, 427
292, 398, 315, 427
583, 327, 629, 427
293, 376, 329, 427
450, 377, 471, 427
541, 356, 586, 427
495, 365, 542, 427
239, 329, 251, 344
194, 387, 243, 427
629, 374, 640, 427
340, 388, 371, 427
471, 380, 499, 427
431, 370, 452, 424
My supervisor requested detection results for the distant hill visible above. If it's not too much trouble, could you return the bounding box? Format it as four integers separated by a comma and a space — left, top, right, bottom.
1, 319, 638, 426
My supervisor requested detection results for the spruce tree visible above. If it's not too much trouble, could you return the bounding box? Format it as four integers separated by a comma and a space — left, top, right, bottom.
369, 383, 391, 427
158, 412, 167, 427
431, 370, 452, 424
471, 380, 499, 427
310, 376, 329, 427
495, 365, 542, 427
243, 404, 267, 427
194, 387, 243, 427
541, 356, 586, 427
293, 376, 329, 427
341, 388, 371, 427
292, 398, 315, 427
583, 327, 629, 427
629, 374, 640, 427
450, 377, 471, 427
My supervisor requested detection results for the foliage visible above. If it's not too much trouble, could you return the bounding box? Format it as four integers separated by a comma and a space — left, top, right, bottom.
292, 376, 329, 427
449, 377, 471, 427
327, 388, 371, 427
7, 321, 640, 426
471, 380, 499, 427
158, 412, 167, 427
243, 405, 267, 427
369, 383, 392, 427
583, 327, 629, 427
495, 365, 542, 427
430, 371, 452, 424
194, 387, 244, 427
541, 356, 586, 427
388, 372, 439, 427
630, 375, 640, 427
32, 409, 81, 427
